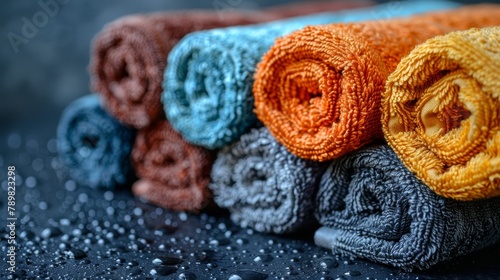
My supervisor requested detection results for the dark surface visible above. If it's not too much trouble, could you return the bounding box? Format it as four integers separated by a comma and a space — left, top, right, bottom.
1, 127, 500, 279
2, 0, 500, 279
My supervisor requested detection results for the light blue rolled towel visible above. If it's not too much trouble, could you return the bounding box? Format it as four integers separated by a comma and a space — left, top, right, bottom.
162, 0, 459, 149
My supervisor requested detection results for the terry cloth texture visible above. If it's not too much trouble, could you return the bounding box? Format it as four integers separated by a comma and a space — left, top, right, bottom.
91, 12, 270, 129
131, 119, 215, 212
314, 145, 500, 271
209, 127, 326, 234
254, 4, 500, 162
91, 1, 372, 129
382, 27, 500, 201
57, 94, 136, 189
161, 0, 453, 150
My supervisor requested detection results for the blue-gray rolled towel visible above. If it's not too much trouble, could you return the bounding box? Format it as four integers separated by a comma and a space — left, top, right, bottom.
209, 127, 326, 234
314, 145, 500, 271
162, 0, 459, 150
57, 94, 136, 189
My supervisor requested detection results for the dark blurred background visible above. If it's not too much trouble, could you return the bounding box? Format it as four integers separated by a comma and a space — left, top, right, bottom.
1, 0, 373, 129
1, 0, 497, 133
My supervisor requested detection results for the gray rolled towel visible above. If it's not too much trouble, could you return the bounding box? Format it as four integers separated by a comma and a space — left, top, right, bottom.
209, 127, 326, 234
314, 145, 500, 271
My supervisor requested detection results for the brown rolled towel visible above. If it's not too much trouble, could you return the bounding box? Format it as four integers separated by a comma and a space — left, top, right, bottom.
91, 1, 373, 128
131, 119, 215, 211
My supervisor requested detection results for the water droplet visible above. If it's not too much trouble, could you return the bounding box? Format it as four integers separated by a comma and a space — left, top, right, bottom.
151, 266, 177, 276
37, 201, 48, 210
25, 176, 37, 188
47, 138, 58, 153
78, 193, 88, 203
209, 240, 219, 246
106, 206, 115, 216
178, 212, 188, 221
41, 227, 62, 239
194, 250, 215, 263
253, 254, 273, 263
343, 259, 354, 265
103, 191, 114, 201
178, 272, 197, 280
208, 262, 220, 271
127, 261, 139, 268
229, 270, 268, 280
32, 158, 44, 171
319, 257, 339, 269
69, 249, 87, 259
133, 207, 143, 216
8, 133, 22, 149
80, 259, 91, 265
61, 234, 70, 242
64, 180, 77, 192
344, 270, 361, 276
59, 219, 70, 226
153, 256, 184, 265
20, 230, 34, 239
236, 238, 248, 246
106, 267, 118, 274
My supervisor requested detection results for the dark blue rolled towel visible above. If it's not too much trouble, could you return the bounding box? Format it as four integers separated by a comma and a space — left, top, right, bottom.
57, 94, 136, 188
209, 127, 326, 234
314, 145, 500, 271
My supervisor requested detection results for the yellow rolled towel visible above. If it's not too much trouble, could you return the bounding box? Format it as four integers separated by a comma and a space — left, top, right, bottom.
382, 27, 500, 200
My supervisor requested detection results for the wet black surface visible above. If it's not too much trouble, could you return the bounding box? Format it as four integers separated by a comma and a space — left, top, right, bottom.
1, 120, 500, 280
2, 0, 500, 279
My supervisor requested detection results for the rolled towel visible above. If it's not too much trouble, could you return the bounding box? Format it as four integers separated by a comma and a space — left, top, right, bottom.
209, 127, 326, 234
314, 145, 500, 271
57, 94, 136, 188
163, 0, 456, 150
91, 1, 372, 129
131, 119, 215, 211
254, 4, 500, 162
91, 12, 268, 129
382, 27, 500, 201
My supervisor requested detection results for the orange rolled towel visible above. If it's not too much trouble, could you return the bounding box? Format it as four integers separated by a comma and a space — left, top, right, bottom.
254, 5, 500, 162
131, 119, 215, 211
382, 27, 500, 201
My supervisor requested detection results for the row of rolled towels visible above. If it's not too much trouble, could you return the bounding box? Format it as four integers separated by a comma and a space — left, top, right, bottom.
57, 0, 500, 271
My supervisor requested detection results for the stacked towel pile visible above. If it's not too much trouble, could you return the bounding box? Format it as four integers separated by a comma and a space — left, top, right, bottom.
56, 0, 500, 271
